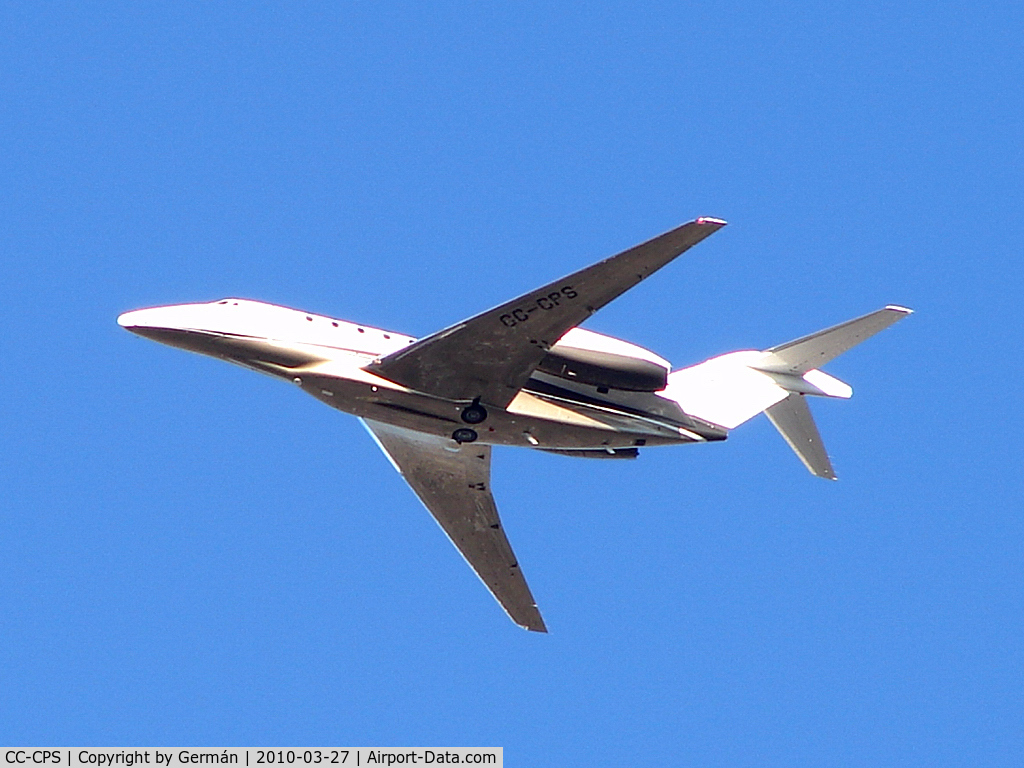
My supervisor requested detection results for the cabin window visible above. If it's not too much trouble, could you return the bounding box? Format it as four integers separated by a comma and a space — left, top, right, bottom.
358, 328, 365, 333
383, 334, 390, 339
332, 322, 338, 327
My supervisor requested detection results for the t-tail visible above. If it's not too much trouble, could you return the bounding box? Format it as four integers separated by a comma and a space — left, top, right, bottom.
662, 306, 913, 479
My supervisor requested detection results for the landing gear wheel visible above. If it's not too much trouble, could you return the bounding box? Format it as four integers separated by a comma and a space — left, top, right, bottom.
460, 399, 488, 425
452, 428, 478, 444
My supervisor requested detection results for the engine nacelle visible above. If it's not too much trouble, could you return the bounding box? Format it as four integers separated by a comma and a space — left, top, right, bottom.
537, 327, 671, 392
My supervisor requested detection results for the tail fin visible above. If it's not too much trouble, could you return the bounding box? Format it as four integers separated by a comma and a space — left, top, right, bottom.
664, 305, 912, 479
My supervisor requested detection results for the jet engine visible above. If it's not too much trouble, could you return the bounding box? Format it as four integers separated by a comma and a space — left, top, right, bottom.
536, 327, 671, 392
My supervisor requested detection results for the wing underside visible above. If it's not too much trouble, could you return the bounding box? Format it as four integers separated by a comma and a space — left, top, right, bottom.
366, 218, 726, 406
361, 418, 546, 632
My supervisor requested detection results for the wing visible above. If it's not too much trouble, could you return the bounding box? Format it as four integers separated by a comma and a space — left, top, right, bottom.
361, 418, 546, 632
366, 217, 727, 407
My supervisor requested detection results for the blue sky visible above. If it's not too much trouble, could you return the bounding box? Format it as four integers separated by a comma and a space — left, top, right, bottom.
2, 2, 1022, 764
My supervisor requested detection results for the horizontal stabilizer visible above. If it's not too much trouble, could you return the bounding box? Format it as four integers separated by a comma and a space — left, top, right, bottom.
754, 306, 912, 375
764, 393, 836, 480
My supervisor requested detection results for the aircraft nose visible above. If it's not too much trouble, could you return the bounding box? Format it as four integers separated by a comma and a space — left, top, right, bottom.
117, 305, 194, 334
117, 307, 166, 331
117, 304, 214, 351
117, 309, 141, 328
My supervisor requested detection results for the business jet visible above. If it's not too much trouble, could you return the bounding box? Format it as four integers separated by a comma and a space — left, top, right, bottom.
118, 218, 911, 632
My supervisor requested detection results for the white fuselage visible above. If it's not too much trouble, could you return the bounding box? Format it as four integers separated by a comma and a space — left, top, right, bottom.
118, 298, 726, 453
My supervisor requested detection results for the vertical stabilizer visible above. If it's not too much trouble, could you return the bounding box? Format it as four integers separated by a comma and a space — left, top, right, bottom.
764, 393, 836, 480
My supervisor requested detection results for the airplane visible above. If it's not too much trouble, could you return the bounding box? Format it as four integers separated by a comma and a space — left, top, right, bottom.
118, 217, 911, 632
